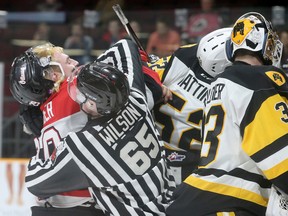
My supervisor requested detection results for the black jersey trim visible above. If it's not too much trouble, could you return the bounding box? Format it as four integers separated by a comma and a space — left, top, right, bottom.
195, 167, 271, 189
251, 134, 288, 163
240, 89, 275, 136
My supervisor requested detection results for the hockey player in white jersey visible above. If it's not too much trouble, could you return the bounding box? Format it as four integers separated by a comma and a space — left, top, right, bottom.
166, 12, 287, 216
149, 27, 232, 184
22, 39, 176, 215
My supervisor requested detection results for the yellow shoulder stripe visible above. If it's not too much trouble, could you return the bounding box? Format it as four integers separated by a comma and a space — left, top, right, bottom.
184, 175, 267, 207
263, 158, 288, 180
242, 95, 288, 155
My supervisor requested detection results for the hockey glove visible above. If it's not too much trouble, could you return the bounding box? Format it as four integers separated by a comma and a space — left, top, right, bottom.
19, 104, 43, 137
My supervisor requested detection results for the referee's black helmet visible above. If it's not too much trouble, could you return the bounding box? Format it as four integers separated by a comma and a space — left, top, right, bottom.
69, 61, 130, 116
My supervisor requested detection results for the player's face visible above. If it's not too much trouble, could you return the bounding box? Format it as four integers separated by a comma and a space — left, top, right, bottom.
53, 51, 79, 77
81, 99, 101, 118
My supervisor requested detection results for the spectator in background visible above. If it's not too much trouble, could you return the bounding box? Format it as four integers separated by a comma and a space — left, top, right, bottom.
128, 20, 142, 41
124, 20, 148, 50
33, 22, 51, 42
97, 19, 125, 49
94, 0, 125, 25
64, 23, 94, 65
36, 0, 63, 11
146, 17, 181, 57
185, 0, 223, 43
130, 20, 141, 35
280, 30, 288, 75
33, 22, 64, 46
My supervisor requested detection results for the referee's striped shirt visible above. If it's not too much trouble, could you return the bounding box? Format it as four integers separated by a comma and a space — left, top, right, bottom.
64, 39, 175, 215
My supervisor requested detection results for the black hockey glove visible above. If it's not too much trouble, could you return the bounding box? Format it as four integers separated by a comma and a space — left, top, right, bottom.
19, 104, 43, 137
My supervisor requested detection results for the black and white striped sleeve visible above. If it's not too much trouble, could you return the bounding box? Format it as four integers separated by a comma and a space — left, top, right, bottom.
25, 143, 90, 198
96, 39, 146, 96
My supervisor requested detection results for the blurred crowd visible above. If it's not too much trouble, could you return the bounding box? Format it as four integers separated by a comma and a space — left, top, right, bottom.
23, 0, 288, 73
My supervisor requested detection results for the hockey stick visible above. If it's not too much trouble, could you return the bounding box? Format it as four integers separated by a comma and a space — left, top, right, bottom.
112, 4, 150, 60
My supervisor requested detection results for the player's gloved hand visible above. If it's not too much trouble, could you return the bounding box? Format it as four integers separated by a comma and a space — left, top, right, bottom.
19, 104, 43, 137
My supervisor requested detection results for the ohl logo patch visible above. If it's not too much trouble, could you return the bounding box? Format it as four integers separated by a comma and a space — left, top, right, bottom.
266, 71, 286, 86
167, 152, 186, 162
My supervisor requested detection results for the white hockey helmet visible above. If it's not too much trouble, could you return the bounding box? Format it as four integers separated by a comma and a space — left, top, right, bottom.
197, 27, 233, 77
225, 12, 283, 66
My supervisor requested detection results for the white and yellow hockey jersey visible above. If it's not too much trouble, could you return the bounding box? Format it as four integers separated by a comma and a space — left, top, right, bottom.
149, 44, 213, 180
167, 61, 288, 215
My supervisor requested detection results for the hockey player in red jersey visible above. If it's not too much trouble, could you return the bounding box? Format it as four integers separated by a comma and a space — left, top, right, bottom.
10, 43, 102, 216
166, 12, 286, 216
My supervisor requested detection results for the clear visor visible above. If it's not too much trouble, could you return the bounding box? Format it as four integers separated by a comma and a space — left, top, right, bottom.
67, 67, 87, 104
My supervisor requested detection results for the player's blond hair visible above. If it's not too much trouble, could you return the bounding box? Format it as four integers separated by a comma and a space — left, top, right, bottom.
32, 43, 64, 92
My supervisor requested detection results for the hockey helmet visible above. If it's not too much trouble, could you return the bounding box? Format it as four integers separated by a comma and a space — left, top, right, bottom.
10, 51, 54, 106
225, 12, 283, 66
68, 61, 130, 116
197, 27, 233, 77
